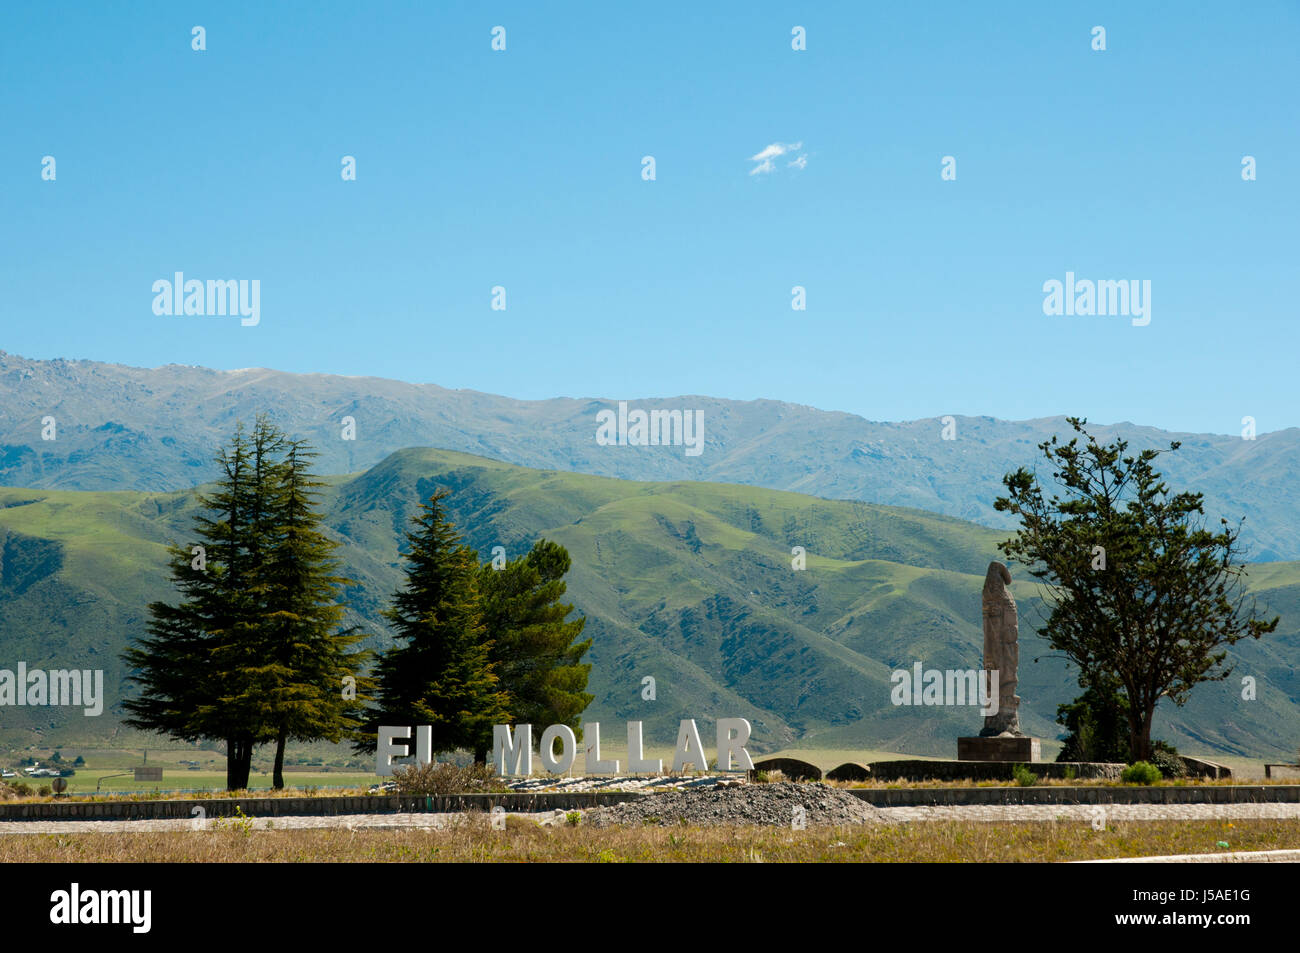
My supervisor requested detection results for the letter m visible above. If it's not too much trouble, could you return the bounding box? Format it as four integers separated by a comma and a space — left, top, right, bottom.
947, 670, 978, 707
1098, 279, 1129, 315
649, 409, 682, 447
50, 670, 79, 707
100, 890, 130, 923
206, 279, 239, 316
492, 724, 532, 776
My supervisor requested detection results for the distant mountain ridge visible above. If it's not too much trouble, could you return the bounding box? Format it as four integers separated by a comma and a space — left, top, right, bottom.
1, 350, 1296, 559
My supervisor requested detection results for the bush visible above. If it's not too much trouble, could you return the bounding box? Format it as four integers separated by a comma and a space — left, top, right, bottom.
1122, 761, 1162, 784
389, 762, 510, 796
1012, 764, 1038, 787
1149, 742, 1187, 779
565, 811, 581, 827
37, 785, 52, 797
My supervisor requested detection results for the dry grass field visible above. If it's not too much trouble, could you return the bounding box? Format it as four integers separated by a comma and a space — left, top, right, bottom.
3, 816, 1298, 863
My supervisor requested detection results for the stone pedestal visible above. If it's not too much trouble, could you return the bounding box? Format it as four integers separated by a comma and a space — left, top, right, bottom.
958, 736, 1040, 762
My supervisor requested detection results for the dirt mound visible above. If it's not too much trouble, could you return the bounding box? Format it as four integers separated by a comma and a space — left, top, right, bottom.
587, 781, 888, 827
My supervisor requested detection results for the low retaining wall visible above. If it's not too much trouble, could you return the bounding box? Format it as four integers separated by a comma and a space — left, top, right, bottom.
2, 785, 1297, 820
866, 760, 1124, 782
0, 792, 640, 821
850, 785, 1300, 807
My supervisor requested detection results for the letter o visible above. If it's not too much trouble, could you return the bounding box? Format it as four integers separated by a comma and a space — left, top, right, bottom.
540, 724, 577, 774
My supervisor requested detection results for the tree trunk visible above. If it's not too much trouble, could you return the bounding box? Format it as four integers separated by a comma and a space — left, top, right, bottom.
227, 738, 254, 790
273, 732, 286, 790
225, 737, 238, 791
1129, 705, 1154, 762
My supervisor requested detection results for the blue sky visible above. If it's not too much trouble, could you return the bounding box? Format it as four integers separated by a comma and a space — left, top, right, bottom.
3, 1, 1296, 434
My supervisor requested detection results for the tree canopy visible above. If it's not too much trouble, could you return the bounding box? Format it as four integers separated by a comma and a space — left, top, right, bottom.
123, 416, 370, 790
994, 417, 1278, 761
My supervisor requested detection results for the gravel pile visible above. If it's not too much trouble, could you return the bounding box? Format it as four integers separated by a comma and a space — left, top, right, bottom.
508, 774, 734, 794
587, 782, 889, 828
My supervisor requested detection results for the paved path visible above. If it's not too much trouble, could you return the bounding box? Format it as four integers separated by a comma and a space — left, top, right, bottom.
2, 802, 1299, 834
875, 803, 1300, 823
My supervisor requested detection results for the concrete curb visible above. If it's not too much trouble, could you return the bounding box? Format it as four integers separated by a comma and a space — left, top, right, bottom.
1076, 849, 1300, 863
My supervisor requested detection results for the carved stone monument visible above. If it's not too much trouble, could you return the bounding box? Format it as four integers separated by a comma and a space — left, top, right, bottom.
957, 561, 1040, 762
980, 561, 1020, 737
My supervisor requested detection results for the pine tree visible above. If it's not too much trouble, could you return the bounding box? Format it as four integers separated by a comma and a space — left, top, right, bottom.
124, 421, 267, 789
199, 415, 286, 788
258, 437, 373, 788
124, 417, 370, 790
476, 539, 592, 761
360, 490, 508, 757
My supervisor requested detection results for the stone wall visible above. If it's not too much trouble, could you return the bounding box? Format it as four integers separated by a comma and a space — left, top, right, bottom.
866, 759, 1124, 782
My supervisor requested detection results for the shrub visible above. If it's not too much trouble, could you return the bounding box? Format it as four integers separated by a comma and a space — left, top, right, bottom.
1012, 764, 1038, 787
1063, 766, 1077, 781
1149, 742, 1187, 779
1122, 761, 1162, 784
565, 811, 581, 826
37, 785, 52, 797
389, 761, 511, 796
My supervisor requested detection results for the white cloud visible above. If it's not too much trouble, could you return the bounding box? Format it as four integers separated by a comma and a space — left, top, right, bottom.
749, 141, 805, 175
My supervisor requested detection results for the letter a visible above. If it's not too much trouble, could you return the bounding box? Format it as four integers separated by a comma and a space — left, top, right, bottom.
671, 719, 709, 772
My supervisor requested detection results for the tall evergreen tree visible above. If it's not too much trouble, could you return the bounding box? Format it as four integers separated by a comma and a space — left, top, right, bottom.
359, 490, 508, 757
124, 417, 369, 790
197, 416, 286, 788
476, 539, 592, 761
257, 438, 373, 788
124, 421, 266, 789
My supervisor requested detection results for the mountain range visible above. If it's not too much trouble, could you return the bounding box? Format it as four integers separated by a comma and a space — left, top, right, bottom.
2, 350, 1296, 560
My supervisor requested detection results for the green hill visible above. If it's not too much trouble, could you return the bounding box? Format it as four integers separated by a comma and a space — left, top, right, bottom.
0, 448, 1296, 759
